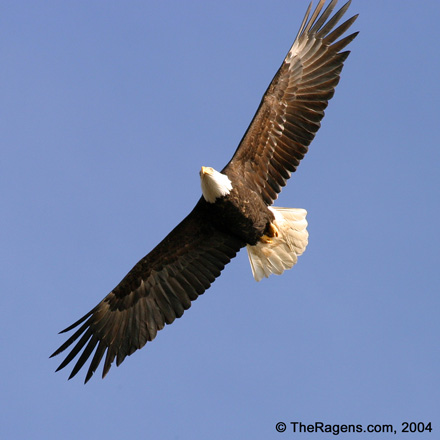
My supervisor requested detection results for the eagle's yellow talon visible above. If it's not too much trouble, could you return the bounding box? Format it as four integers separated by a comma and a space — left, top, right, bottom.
269, 223, 279, 238
260, 223, 279, 243
260, 235, 273, 244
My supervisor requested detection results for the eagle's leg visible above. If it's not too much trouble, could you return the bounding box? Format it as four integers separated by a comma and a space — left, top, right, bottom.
260, 222, 279, 244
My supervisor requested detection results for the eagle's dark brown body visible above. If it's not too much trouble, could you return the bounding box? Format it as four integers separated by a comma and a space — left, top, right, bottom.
208, 173, 274, 245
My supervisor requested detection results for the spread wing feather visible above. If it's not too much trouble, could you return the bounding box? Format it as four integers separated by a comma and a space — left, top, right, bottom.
223, 0, 358, 205
51, 199, 245, 382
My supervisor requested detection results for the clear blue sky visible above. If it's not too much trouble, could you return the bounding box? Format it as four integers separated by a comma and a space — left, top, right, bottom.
1, 1, 439, 438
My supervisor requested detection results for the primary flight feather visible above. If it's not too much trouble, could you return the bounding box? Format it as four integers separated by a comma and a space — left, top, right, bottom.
51, 0, 358, 383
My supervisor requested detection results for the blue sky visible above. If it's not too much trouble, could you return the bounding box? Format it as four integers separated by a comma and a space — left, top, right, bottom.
1, 1, 439, 438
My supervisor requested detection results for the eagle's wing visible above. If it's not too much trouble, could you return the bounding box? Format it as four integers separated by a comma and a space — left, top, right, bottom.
51, 199, 245, 383
223, 0, 358, 206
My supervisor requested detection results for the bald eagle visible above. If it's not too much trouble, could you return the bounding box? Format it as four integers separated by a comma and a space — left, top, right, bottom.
51, 0, 358, 382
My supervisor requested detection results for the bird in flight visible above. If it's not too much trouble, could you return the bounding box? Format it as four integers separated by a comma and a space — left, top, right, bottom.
51, 0, 358, 383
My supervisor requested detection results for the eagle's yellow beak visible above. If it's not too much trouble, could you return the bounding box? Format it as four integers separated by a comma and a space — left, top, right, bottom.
200, 166, 213, 176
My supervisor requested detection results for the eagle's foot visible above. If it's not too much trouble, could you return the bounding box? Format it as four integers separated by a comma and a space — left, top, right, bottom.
260, 223, 279, 244
260, 234, 273, 244
267, 223, 279, 238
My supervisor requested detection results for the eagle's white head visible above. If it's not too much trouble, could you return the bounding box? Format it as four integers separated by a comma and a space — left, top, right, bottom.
200, 166, 232, 203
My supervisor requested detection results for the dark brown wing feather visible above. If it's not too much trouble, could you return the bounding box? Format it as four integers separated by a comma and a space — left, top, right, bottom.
51, 199, 245, 382
223, 0, 358, 205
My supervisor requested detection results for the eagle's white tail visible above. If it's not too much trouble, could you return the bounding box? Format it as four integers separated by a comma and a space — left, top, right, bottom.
247, 207, 308, 282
